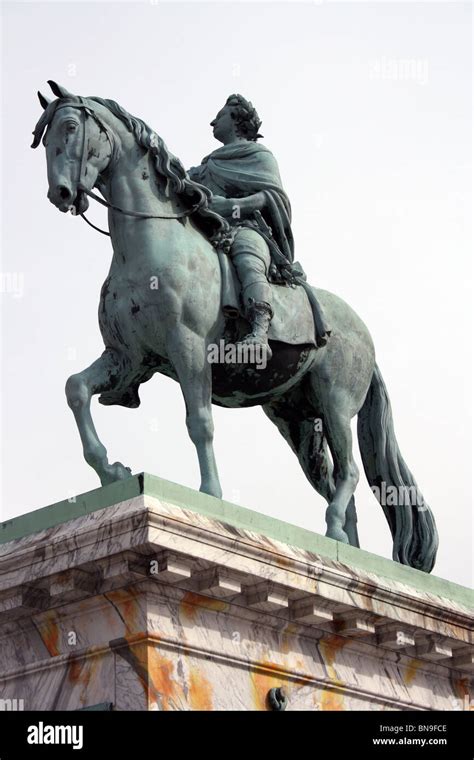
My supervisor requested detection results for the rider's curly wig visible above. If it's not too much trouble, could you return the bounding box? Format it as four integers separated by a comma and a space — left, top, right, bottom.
226, 94, 263, 142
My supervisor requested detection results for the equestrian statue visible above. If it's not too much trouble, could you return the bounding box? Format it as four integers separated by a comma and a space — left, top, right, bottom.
31, 80, 439, 572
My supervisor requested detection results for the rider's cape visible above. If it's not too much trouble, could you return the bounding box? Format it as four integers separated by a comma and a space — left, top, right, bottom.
188, 142, 294, 267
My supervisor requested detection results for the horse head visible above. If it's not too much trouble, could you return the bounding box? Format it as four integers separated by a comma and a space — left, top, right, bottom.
31, 80, 115, 215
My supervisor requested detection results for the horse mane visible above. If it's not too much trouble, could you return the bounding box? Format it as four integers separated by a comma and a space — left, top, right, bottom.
87, 96, 196, 196
31, 94, 227, 237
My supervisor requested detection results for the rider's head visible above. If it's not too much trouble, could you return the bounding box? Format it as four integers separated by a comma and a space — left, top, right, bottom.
210, 95, 263, 144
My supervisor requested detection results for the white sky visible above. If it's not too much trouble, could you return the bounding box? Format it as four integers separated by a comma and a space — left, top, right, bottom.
1, 1, 472, 587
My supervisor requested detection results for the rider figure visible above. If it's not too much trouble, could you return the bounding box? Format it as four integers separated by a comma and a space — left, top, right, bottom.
188, 95, 296, 361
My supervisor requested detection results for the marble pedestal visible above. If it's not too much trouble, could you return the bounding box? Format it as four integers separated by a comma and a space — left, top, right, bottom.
0, 474, 472, 711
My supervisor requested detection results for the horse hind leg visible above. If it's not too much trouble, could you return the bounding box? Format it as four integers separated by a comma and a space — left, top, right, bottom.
306, 429, 360, 546
344, 497, 359, 548
262, 398, 360, 548
319, 396, 360, 545
65, 349, 132, 485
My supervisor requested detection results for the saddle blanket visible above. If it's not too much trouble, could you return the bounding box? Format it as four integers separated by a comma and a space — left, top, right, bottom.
218, 251, 317, 347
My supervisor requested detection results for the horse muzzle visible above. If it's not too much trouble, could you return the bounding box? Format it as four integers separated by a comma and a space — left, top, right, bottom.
48, 184, 89, 215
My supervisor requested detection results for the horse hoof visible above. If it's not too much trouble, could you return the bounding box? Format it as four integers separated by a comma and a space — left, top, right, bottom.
326, 526, 350, 543
100, 462, 133, 486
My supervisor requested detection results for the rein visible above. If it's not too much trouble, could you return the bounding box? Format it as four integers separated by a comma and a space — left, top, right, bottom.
57, 100, 202, 237
77, 187, 201, 238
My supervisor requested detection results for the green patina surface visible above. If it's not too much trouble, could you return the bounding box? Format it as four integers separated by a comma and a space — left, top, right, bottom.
0, 473, 472, 609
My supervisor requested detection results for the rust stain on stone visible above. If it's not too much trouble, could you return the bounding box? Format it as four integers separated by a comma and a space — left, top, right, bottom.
128, 641, 212, 710
249, 659, 307, 710
68, 655, 96, 694
404, 658, 421, 686
68, 657, 84, 684
189, 667, 213, 710
452, 675, 470, 706
126, 641, 183, 710
179, 591, 228, 623
250, 661, 285, 711
275, 554, 292, 569
320, 687, 345, 711
318, 634, 347, 710
106, 588, 141, 636
280, 623, 299, 654
147, 645, 179, 709
36, 612, 60, 657
319, 634, 347, 685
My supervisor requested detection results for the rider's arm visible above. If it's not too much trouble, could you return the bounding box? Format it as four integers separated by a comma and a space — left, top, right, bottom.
232, 192, 266, 215
210, 192, 265, 218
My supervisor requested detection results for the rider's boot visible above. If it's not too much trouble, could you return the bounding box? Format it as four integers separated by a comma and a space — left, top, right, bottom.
230, 246, 274, 363
238, 283, 274, 362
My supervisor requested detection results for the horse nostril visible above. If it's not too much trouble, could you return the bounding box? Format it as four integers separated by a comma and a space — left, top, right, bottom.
58, 185, 71, 201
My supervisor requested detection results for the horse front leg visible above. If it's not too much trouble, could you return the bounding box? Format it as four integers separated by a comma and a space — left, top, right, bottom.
65, 349, 132, 485
167, 330, 222, 499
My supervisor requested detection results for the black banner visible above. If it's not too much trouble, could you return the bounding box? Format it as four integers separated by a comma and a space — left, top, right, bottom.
0, 710, 472, 757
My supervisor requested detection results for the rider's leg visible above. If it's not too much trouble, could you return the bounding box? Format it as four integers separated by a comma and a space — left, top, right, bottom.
230, 228, 274, 359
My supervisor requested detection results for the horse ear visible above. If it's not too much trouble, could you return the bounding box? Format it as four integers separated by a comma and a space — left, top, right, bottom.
37, 91, 51, 109
47, 80, 74, 98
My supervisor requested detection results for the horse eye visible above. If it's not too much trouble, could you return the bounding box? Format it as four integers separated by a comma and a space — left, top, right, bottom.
66, 123, 77, 133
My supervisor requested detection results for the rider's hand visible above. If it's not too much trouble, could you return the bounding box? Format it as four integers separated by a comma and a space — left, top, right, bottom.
209, 195, 233, 218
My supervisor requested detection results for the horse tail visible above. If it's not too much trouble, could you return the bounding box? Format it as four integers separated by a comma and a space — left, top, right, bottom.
357, 363, 438, 573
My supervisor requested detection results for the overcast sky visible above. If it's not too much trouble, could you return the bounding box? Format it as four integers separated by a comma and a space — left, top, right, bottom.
1, 1, 471, 587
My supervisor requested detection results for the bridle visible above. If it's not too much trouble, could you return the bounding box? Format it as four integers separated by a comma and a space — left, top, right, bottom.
52, 100, 202, 237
